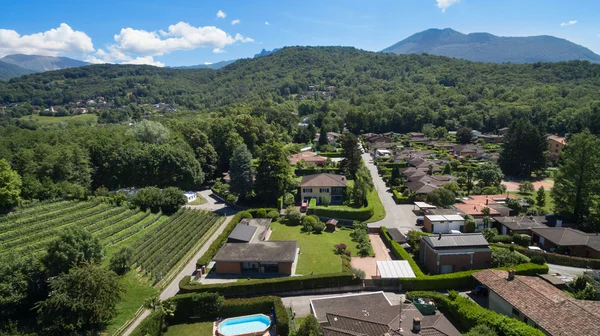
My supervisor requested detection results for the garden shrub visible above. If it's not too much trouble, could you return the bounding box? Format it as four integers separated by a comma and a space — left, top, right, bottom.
302, 215, 317, 232
285, 207, 302, 226
313, 222, 325, 233
256, 208, 267, 218
490, 234, 512, 244
490, 243, 600, 269
167, 292, 224, 323
491, 248, 530, 267
266, 210, 280, 221
512, 234, 531, 247
130, 310, 164, 336
392, 189, 411, 204
307, 203, 374, 221
239, 211, 253, 219
530, 255, 546, 265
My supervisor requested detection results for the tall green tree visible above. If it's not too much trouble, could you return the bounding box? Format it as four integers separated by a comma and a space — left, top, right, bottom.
499, 119, 547, 176
457, 127, 472, 144
0, 158, 22, 212
552, 129, 600, 224
36, 263, 123, 335
229, 144, 254, 199
340, 133, 362, 178
348, 166, 374, 207
318, 127, 329, 148
0, 253, 47, 322
255, 141, 293, 204
476, 163, 504, 187
128, 120, 170, 144
42, 229, 103, 276
296, 314, 323, 336
537, 186, 547, 208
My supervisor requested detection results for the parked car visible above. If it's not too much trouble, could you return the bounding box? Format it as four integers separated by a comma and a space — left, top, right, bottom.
527, 246, 546, 253
471, 284, 488, 296
300, 201, 308, 213
416, 217, 424, 226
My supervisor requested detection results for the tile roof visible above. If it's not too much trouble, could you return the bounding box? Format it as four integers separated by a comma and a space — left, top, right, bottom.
531, 227, 600, 251
473, 270, 600, 336
213, 241, 297, 262
300, 173, 347, 187
422, 233, 490, 249
494, 216, 549, 231
310, 292, 392, 323
288, 151, 327, 165
452, 203, 501, 216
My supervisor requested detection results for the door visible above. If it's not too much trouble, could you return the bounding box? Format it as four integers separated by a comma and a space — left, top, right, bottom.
440, 265, 453, 274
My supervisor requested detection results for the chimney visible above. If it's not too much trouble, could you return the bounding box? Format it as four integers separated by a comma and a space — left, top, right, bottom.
438, 233, 442, 240
412, 317, 421, 332
508, 269, 515, 281
486, 196, 489, 205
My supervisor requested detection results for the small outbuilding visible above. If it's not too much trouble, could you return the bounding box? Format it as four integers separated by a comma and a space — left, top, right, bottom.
375, 260, 416, 279
325, 219, 338, 231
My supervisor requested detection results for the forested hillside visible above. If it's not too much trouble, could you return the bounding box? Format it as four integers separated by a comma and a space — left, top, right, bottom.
2, 46, 600, 135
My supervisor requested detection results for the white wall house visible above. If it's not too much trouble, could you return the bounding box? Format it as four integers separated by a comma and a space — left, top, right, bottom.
184, 191, 197, 202
424, 214, 465, 233
300, 173, 347, 205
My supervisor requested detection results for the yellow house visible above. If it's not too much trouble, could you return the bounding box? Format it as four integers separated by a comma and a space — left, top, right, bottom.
547, 135, 566, 155
300, 173, 347, 205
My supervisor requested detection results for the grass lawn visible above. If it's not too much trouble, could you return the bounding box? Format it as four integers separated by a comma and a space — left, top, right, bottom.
516, 189, 555, 214
18, 113, 97, 124
269, 221, 369, 275
104, 271, 158, 335
188, 194, 208, 205
366, 185, 385, 222
164, 321, 213, 336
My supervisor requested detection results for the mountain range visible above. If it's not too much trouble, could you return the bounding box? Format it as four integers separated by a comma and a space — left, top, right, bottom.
0, 54, 90, 81
382, 28, 600, 63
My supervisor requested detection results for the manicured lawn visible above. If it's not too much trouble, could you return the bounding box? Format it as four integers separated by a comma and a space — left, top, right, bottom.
366, 185, 385, 222
104, 271, 158, 335
516, 189, 555, 214
188, 194, 208, 205
269, 221, 369, 275
18, 113, 97, 124
164, 321, 213, 335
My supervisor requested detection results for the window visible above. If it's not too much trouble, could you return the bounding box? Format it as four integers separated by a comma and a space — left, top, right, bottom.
320, 188, 329, 193
303, 188, 312, 193
512, 308, 520, 317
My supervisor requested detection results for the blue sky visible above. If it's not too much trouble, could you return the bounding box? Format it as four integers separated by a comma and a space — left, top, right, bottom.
1, 0, 599, 66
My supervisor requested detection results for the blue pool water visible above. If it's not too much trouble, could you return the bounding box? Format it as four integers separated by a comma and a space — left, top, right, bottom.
218, 314, 271, 336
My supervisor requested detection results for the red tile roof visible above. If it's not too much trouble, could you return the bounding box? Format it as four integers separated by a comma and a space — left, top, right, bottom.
473, 270, 600, 336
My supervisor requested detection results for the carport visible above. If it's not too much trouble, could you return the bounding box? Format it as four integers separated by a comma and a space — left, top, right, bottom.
375, 260, 417, 278
413, 202, 436, 214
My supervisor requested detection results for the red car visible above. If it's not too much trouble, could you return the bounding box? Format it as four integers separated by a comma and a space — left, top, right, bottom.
300, 201, 308, 213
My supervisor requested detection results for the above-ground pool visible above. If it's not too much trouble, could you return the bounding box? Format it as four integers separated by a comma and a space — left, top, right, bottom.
217, 314, 271, 336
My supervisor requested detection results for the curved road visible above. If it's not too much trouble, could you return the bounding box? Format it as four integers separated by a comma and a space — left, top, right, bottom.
363, 153, 418, 233
122, 190, 236, 336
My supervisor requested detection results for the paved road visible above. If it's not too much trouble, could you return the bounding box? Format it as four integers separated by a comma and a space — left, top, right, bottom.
547, 263, 590, 277
122, 192, 236, 336
363, 153, 418, 233
281, 291, 404, 317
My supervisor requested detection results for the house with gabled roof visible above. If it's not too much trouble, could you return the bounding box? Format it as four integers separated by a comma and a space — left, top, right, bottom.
420, 233, 492, 274
300, 173, 347, 205
531, 227, 600, 258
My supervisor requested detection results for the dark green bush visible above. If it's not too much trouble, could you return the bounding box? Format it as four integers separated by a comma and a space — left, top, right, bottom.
392, 190, 411, 204
490, 243, 600, 269
490, 235, 512, 244
266, 210, 280, 221
167, 292, 224, 323
530, 255, 546, 265
512, 234, 531, 247
239, 211, 253, 219
256, 208, 267, 218
307, 204, 374, 221
130, 310, 164, 336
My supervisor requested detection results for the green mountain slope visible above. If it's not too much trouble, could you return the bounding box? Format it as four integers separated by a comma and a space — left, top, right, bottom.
0, 60, 35, 81
0, 54, 90, 72
171, 59, 236, 70
382, 28, 600, 63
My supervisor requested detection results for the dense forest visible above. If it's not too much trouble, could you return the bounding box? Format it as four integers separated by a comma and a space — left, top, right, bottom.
1, 46, 600, 135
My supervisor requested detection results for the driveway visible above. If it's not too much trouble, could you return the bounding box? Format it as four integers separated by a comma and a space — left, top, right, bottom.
363, 153, 419, 233
185, 189, 237, 215
350, 234, 392, 278
547, 263, 589, 278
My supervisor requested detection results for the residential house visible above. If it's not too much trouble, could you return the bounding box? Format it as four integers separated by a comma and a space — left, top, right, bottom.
453, 195, 514, 218
478, 134, 504, 143
493, 215, 567, 236
498, 127, 510, 135
314, 132, 340, 146
213, 241, 298, 275
405, 175, 455, 199
310, 292, 460, 336
452, 144, 483, 158
420, 233, 492, 274
375, 149, 392, 158
364, 134, 392, 144
300, 173, 347, 205
531, 227, 600, 258
288, 151, 327, 166
423, 214, 465, 233
473, 269, 600, 336
547, 135, 567, 155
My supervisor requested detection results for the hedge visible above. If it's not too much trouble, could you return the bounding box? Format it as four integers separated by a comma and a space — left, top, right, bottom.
167, 292, 224, 323
406, 291, 545, 336
295, 168, 341, 176
307, 197, 374, 221
196, 208, 277, 267
179, 272, 360, 296
491, 243, 600, 269
318, 152, 343, 158
392, 190, 411, 204
490, 234, 512, 244
130, 310, 163, 336
379, 162, 408, 168
380, 227, 548, 291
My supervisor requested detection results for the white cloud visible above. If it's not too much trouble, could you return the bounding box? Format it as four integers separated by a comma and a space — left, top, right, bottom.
436, 0, 459, 12
204, 62, 213, 65
217, 10, 226, 19
560, 20, 577, 27
122, 56, 164, 67
213, 48, 224, 53
0, 23, 94, 58
231, 19, 240, 25
265, 21, 270, 25
111, 22, 238, 56
234, 33, 254, 43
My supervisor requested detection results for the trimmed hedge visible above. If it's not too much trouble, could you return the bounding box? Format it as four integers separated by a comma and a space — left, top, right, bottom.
406, 291, 545, 336
179, 272, 360, 296
380, 227, 548, 291
196, 208, 277, 267
490, 234, 512, 244
130, 310, 163, 336
307, 196, 374, 221
167, 292, 224, 323
392, 190, 411, 204
318, 152, 343, 158
491, 243, 600, 269
295, 168, 341, 176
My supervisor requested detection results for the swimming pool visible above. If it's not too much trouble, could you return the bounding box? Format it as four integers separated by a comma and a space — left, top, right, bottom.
217, 314, 271, 336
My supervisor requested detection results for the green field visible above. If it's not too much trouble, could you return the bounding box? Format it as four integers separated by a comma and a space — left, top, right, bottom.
188, 194, 208, 205
269, 221, 366, 274
18, 113, 98, 124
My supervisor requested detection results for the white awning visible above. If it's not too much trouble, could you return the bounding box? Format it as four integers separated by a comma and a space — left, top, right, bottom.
414, 201, 436, 210
376, 260, 416, 278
